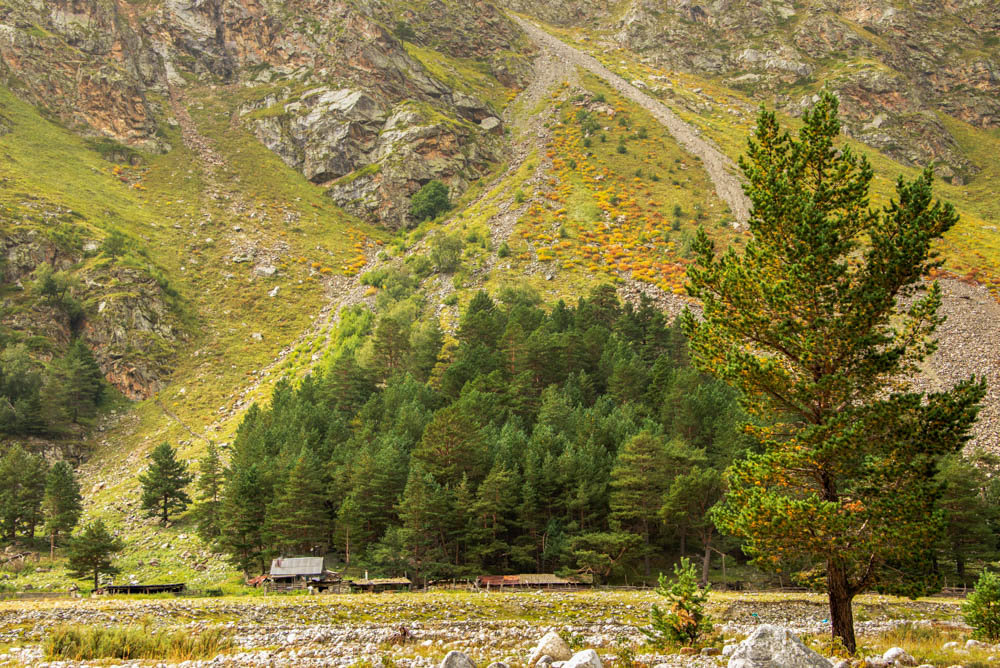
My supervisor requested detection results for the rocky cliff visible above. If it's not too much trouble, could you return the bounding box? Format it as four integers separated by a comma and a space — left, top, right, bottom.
1, 226, 181, 401
0, 0, 531, 229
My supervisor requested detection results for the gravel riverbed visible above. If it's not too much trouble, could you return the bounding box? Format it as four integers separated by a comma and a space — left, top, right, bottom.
0, 590, 969, 667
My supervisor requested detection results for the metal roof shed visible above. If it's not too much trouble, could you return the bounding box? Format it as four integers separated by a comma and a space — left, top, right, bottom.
270, 557, 325, 578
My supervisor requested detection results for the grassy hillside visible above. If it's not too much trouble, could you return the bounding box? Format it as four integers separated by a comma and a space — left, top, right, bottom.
3, 7, 1000, 593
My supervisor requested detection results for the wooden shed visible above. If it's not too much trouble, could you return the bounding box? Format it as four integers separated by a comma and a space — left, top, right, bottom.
268, 557, 342, 592
101, 583, 186, 595
350, 577, 412, 593
475, 573, 590, 590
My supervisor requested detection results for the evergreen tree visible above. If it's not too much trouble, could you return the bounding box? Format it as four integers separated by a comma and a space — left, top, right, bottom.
43, 460, 82, 556
684, 92, 984, 653
264, 446, 329, 555
469, 461, 519, 571
937, 452, 998, 583
0, 344, 44, 435
193, 442, 224, 542
397, 463, 450, 585
56, 339, 104, 423
218, 463, 269, 576
0, 445, 48, 541
609, 431, 673, 577
66, 518, 124, 592
139, 443, 193, 524
413, 404, 488, 487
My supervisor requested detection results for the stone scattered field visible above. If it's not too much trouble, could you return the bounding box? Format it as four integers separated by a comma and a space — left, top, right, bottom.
0, 590, 976, 667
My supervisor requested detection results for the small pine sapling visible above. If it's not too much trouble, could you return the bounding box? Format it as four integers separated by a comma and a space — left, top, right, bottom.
963, 571, 1000, 642
643, 557, 714, 647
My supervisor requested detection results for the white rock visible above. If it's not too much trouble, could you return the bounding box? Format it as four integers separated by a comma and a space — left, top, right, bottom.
942, 642, 960, 650
563, 649, 602, 668
883, 647, 916, 666
727, 625, 833, 667
440, 650, 476, 668
529, 632, 573, 665
966, 638, 987, 649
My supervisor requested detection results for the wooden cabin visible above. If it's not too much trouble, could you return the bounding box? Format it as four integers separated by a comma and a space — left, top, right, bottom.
268, 557, 342, 592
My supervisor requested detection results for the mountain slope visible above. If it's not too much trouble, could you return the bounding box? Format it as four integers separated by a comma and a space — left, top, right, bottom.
0, 0, 999, 588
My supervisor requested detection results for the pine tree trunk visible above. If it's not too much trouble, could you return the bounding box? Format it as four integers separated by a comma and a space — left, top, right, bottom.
702, 543, 711, 587
827, 560, 856, 654
50, 532, 54, 561
93, 568, 99, 593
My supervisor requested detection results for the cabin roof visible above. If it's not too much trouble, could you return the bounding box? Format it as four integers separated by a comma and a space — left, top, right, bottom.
353, 577, 411, 586
270, 557, 324, 577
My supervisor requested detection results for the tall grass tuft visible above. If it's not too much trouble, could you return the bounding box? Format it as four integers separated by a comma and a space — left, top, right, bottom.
44, 623, 232, 661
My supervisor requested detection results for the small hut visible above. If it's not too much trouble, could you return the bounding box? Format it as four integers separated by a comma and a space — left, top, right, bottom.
101, 583, 186, 595
268, 557, 342, 592
475, 573, 590, 590
350, 577, 412, 593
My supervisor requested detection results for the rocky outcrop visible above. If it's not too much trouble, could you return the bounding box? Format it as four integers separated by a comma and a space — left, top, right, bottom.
245, 90, 501, 228
1, 229, 181, 400
0, 1, 528, 227
0, 0, 161, 150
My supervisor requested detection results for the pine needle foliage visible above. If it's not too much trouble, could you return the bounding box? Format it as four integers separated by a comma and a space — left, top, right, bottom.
643, 557, 713, 647
682, 91, 986, 654
65, 519, 124, 592
963, 570, 1000, 642
139, 442, 193, 524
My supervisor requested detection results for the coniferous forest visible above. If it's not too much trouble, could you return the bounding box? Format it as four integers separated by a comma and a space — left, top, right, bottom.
210, 282, 750, 583
207, 276, 1000, 587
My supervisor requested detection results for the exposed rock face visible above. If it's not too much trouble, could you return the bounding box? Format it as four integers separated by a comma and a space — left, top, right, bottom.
1, 229, 180, 400
0, 0, 161, 150
0, 0, 529, 228
514, 0, 999, 183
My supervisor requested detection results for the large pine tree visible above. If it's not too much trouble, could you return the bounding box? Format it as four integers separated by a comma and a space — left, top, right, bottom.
193, 441, 224, 542
43, 460, 82, 558
139, 442, 193, 524
66, 518, 124, 592
683, 91, 985, 653
264, 446, 328, 555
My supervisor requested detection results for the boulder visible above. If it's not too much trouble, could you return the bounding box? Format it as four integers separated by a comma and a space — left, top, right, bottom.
727, 625, 833, 668
563, 650, 602, 668
529, 632, 573, 665
882, 647, 917, 666
441, 651, 476, 668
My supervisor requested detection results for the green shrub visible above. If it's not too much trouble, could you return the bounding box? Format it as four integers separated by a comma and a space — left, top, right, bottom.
514, 189, 526, 204
964, 570, 1000, 642
410, 180, 451, 223
100, 230, 128, 258
394, 20, 416, 41
44, 624, 232, 661
430, 233, 463, 273
642, 557, 713, 648
616, 139, 627, 154
497, 242, 510, 258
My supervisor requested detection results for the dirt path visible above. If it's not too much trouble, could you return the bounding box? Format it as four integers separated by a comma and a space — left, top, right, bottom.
510, 15, 751, 228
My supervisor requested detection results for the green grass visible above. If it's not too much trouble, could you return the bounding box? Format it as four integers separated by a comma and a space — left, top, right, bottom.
44, 623, 232, 661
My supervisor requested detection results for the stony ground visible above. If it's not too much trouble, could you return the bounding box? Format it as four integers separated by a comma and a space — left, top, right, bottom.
0, 590, 974, 667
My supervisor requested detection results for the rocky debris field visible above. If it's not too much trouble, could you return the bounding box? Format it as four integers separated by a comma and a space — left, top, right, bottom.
0, 590, 978, 667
